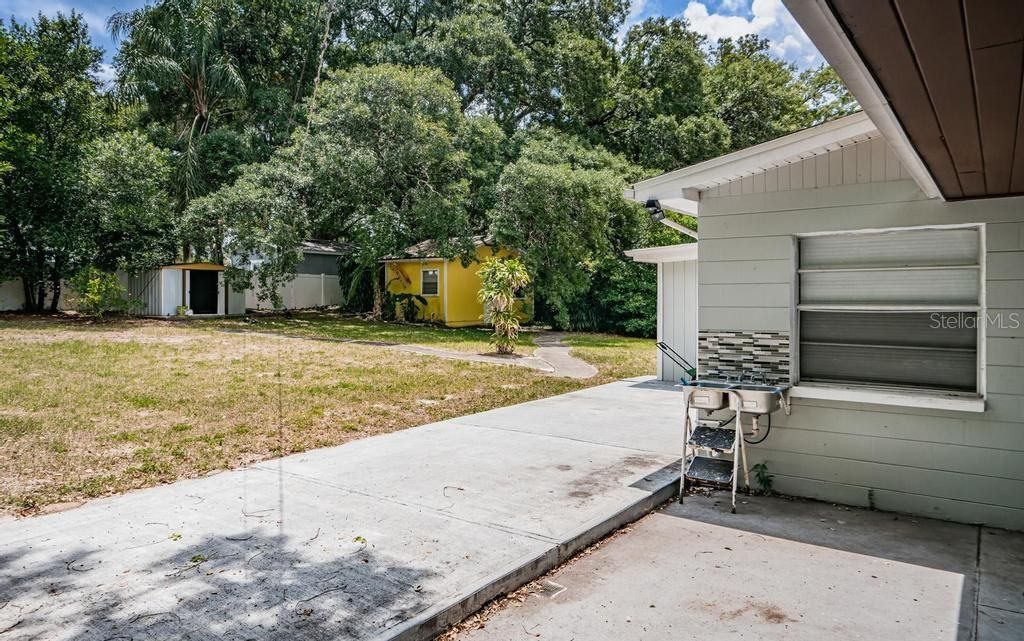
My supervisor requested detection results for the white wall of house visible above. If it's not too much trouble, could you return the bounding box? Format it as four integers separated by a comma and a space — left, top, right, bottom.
658, 260, 699, 383
697, 137, 1024, 530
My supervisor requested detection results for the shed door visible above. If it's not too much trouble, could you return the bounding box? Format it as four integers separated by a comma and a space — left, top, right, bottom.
189, 270, 219, 314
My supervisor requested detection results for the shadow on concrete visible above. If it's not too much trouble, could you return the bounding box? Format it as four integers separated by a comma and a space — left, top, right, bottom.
623, 379, 680, 392
670, 493, 981, 641
0, 529, 437, 641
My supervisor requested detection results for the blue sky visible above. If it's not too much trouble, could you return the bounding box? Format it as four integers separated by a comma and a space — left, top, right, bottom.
622, 0, 823, 67
4, 0, 823, 84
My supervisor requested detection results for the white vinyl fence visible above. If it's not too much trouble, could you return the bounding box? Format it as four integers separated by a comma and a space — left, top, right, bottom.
245, 273, 344, 310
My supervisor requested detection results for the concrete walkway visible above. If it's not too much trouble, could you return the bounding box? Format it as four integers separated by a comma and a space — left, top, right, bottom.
0, 378, 682, 641
531, 333, 598, 379
459, 492, 1024, 641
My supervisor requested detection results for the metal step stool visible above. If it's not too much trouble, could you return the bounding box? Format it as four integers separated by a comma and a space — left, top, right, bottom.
685, 455, 734, 484
680, 407, 750, 513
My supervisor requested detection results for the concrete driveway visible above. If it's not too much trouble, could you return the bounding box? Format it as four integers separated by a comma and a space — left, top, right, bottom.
0, 377, 683, 641
458, 492, 1024, 641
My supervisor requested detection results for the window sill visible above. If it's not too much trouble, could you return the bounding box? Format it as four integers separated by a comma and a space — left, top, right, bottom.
790, 384, 985, 413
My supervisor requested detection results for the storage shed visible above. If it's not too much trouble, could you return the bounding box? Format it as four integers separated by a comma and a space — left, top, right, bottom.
127, 263, 242, 317
625, 243, 698, 384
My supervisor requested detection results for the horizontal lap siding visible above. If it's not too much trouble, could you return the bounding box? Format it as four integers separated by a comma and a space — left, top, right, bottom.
699, 146, 1024, 528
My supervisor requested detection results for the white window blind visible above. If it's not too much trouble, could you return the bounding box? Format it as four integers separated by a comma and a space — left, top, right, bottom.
421, 269, 439, 296
797, 227, 982, 394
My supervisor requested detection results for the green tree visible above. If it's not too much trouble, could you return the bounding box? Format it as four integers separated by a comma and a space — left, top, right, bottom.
185, 148, 310, 308
488, 132, 646, 328
801, 64, 859, 124
192, 64, 475, 310
706, 35, 812, 150
584, 18, 731, 172
349, 0, 627, 133
478, 257, 530, 354
82, 131, 177, 274
109, 0, 247, 208
0, 13, 103, 311
305, 65, 473, 315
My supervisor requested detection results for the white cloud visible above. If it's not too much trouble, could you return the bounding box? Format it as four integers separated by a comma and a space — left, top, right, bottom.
770, 34, 802, 56
682, 0, 780, 41
681, 0, 822, 68
95, 63, 116, 86
718, 0, 748, 14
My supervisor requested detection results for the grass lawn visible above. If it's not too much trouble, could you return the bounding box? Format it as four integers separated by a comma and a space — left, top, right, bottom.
0, 314, 654, 516
205, 312, 531, 353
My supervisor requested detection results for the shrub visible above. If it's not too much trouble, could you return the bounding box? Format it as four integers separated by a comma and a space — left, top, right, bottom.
69, 267, 141, 317
394, 293, 427, 322
478, 257, 530, 354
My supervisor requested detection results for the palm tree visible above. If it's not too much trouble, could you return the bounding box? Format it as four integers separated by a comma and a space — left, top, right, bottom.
109, 0, 245, 206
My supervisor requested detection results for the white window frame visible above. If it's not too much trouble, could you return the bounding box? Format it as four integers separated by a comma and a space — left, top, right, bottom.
791, 223, 986, 412
421, 269, 439, 297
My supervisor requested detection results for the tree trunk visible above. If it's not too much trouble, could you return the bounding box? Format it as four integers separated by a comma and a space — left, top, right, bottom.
49, 272, 61, 312
36, 281, 46, 313
21, 277, 36, 312
371, 267, 383, 320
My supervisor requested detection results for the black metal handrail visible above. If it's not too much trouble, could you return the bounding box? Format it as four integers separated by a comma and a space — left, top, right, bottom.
655, 341, 697, 381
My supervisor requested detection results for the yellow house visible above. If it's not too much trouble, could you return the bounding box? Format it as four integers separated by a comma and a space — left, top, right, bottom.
382, 237, 532, 327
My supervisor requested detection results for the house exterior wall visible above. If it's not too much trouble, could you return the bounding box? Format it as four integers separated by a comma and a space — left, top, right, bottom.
385, 258, 447, 322
697, 165, 1024, 529
658, 260, 698, 383
385, 246, 532, 327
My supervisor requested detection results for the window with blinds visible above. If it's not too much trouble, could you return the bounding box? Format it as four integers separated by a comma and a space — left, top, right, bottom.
796, 227, 982, 394
421, 269, 439, 296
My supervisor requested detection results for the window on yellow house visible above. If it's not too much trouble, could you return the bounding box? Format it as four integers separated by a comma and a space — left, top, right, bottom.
421, 269, 439, 296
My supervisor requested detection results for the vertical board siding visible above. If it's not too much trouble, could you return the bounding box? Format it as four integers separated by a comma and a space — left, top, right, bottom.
659, 260, 698, 383
694, 164, 1024, 529
702, 138, 906, 199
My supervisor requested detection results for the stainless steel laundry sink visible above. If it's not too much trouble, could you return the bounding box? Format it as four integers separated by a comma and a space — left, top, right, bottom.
681, 380, 735, 411
728, 383, 791, 415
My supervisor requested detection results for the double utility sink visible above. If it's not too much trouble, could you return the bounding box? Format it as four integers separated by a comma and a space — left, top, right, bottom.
682, 379, 791, 415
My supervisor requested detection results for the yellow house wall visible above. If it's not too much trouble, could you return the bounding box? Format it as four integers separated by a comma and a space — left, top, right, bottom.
385, 259, 446, 323
384, 246, 533, 327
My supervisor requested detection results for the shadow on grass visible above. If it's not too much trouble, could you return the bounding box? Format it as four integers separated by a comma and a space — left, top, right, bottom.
0, 529, 437, 640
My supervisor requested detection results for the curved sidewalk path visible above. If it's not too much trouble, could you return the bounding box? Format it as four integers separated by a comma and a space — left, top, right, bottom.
216, 327, 598, 379
393, 332, 598, 379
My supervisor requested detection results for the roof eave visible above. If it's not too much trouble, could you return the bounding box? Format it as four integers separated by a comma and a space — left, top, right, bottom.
783, 0, 943, 200
624, 112, 880, 205
625, 243, 698, 264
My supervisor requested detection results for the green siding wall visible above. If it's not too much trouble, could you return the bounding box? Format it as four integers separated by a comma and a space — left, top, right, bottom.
698, 146, 1024, 529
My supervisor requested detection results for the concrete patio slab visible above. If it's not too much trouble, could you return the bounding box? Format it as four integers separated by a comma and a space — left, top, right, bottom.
0, 378, 684, 641
458, 492, 1024, 641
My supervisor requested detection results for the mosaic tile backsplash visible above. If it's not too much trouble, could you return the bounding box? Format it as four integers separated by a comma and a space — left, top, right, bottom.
699, 330, 791, 383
